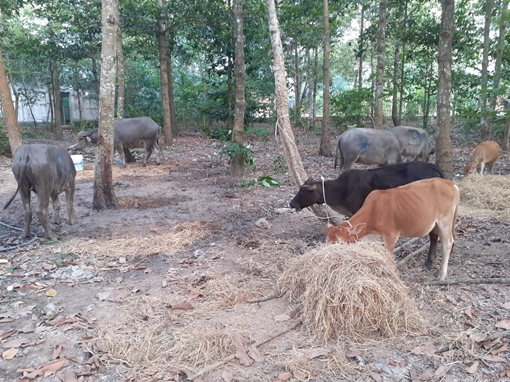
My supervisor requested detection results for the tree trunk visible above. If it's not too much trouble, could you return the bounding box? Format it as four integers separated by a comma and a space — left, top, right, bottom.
48, 83, 54, 124
0, 46, 22, 155
93, 0, 120, 211
480, 0, 493, 140
294, 44, 302, 127
231, 0, 247, 177
227, 53, 233, 130
358, 5, 364, 90
264, 0, 340, 225
167, 51, 178, 136
436, 0, 454, 179
157, 0, 172, 146
51, 60, 63, 140
373, 0, 387, 129
486, 0, 508, 138
319, 0, 332, 157
398, 0, 408, 123
309, 47, 318, 131
391, 40, 400, 127
77, 89, 83, 121
116, 5, 125, 118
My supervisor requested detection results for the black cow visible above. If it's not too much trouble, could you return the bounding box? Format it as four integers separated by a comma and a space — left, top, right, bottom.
3, 144, 77, 239
290, 161, 445, 217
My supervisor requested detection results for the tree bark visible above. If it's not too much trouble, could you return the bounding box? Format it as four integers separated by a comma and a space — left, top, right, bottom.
486, 0, 508, 138
436, 0, 454, 179
293, 43, 302, 127
167, 52, 178, 136
93, 0, 120, 211
319, 0, 332, 157
391, 40, 400, 127
231, 0, 247, 177
373, 0, 387, 129
358, 5, 364, 90
309, 47, 318, 131
0, 46, 22, 155
116, 4, 125, 118
157, 0, 172, 146
480, 0, 493, 141
51, 60, 63, 139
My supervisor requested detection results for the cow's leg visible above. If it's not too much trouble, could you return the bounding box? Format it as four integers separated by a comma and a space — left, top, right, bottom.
150, 141, 161, 165
19, 184, 32, 238
436, 219, 455, 281
35, 191, 53, 238
425, 231, 439, 268
382, 234, 399, 259
66, 182, 76, 225
51, 192, 62, 225
116, 144, 126, 165
479, 162, 485, 175
488, 160, 496, 174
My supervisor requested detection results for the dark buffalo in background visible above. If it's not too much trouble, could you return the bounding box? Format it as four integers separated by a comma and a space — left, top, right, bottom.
3, 144, 77, 239
334, 128, 403, 173
69, 117, 161, 166
290, 161, 445, 217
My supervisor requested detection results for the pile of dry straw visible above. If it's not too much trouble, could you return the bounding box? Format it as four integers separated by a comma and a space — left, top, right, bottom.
457, 175, 510, 218
278, 242, 424, 340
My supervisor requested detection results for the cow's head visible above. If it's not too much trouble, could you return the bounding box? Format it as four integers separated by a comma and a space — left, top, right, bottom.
289, 178, 322, 211
463, 161, 478, 177
326, 222, 365, 244
68, 130, 97, 152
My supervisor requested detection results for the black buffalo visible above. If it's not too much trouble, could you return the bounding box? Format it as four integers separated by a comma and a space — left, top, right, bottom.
290, 161, 445, 217
3, 144, 77, 238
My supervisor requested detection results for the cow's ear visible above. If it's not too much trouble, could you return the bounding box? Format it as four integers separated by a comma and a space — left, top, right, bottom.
304, 177, 315, 184
301, 184, 316, 191
349, 223, 365, 236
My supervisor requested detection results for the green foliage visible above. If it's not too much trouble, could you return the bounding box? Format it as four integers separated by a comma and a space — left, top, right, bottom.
241, 176, 281, 188
330, 88, 372, 128
202, 126, 232, 141
69, 120, 97, 132
219, 143, 254, 167
246, 125, 271, 140
0, 124, 12, 156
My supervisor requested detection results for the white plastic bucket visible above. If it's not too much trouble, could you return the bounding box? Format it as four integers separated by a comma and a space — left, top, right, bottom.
71, 154, 83, 171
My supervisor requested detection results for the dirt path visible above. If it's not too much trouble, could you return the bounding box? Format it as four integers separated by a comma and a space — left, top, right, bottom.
0, 130, 509, 382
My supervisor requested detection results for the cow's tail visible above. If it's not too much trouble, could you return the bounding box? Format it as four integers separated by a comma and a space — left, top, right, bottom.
3, 183, 20, 210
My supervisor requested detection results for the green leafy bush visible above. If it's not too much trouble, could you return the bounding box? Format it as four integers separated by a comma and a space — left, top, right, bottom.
0, 125, 12, 156
241, 176, 281, 188
219, 143, 254, 166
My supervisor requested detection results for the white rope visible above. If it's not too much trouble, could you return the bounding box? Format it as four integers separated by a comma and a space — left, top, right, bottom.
274, 114, 299, 152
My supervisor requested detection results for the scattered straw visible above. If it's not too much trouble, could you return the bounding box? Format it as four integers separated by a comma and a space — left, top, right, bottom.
278, 243, 425, 340
63, 220, 210, 259
457, 175, 510, 218
118, 195, 192, 209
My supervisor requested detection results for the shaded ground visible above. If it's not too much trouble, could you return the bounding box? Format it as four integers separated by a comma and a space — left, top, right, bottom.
0, 126, 509, 382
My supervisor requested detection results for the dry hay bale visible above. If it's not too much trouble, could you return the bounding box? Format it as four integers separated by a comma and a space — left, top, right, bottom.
64, 220, 210, 259
457, 175, 510, 218
278, 243, 424, 340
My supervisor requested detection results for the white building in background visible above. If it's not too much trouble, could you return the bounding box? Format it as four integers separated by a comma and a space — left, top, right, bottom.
15, 88, 98, 124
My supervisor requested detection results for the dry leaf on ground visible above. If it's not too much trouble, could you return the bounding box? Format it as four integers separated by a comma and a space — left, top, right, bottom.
495, 320, 510, 330
2, 348, 19, 360
466, 361, 479, 374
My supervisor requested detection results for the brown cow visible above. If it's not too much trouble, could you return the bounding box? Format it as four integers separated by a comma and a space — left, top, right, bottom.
326, 178, 460, 280
464, 141, 501, 176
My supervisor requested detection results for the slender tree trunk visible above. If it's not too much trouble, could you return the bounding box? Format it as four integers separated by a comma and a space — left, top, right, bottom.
486, 0, 508, 138
51, 60, 63, 139
77, 89, 83, 121
309, 47, 318, 131
93, 0, 120, 210
398, 0, 408, 123
227, 53, 234, 130
91, 56, 100, 97
294, 44, 302, 127
391, 40, 400, 127
116, 6, 125, 118
373, 0, 387, 129
436, 0, 454, 179
167, 53, 178, 136
231, 0, 247, 177
480, 0, 493, 140
48, 83, 54, 124
157, 0, 172, 146
358, 5, 364, 90
0, 46, 22, 155
319, 0, 332, 156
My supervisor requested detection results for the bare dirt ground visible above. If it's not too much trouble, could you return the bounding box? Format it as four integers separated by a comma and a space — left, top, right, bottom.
0, 125, 510, 382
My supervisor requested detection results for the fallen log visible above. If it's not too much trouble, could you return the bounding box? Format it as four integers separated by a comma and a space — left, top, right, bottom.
397, 243, 429, 266
425, 278, 510, 286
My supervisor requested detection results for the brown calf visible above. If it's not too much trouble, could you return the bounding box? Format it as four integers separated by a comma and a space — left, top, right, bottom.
464, 141, 501, 176
326, 178, 460, 280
